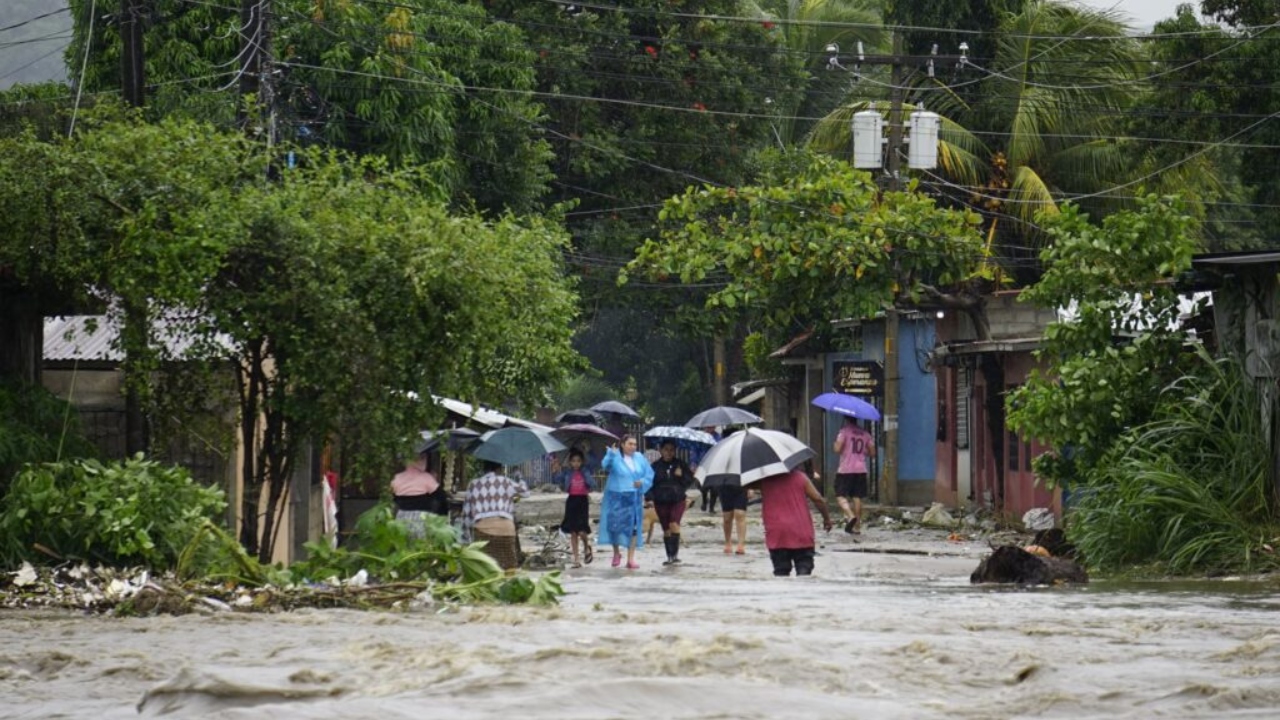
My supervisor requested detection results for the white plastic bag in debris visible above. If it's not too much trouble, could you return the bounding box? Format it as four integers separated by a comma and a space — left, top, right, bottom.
1022, 507, 1055, 531
921, 502, 956, 528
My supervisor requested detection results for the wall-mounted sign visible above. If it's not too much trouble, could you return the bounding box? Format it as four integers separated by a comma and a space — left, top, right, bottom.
833, 360, 884, 398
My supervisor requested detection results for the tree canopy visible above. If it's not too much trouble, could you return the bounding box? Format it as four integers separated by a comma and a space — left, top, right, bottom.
624, 150, 987, 367
65, 0, 554, 214
0, 112, 580, 560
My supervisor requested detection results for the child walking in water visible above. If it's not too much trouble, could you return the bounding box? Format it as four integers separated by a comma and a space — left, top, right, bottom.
554, 449, 596, 567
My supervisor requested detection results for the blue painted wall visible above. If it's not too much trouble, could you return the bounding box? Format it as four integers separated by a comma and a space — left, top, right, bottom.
896, 318, 937, 482
822, 318, 936, 494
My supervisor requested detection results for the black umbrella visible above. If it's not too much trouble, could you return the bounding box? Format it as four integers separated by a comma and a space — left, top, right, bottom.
693, 428, 815, 490
556, 408, 605, 425
685, 405, 763, 429
418, 427, 482, 453
590, 400, 641, 419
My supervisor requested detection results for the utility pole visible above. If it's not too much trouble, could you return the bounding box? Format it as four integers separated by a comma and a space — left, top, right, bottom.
828, 34, 959, 505
120, 0, 145, 107
882, 32, 904, 506
121, 0, 148, 456
238, 0, 276, 148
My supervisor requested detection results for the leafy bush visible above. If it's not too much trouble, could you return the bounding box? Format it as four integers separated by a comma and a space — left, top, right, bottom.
1070, 354, 1280, 574
0, 456, 225, 570
0, 379, 98, 495
288, 503, 564, 605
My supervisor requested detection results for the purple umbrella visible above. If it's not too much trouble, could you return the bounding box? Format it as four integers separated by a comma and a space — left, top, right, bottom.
811, 392, 882, 421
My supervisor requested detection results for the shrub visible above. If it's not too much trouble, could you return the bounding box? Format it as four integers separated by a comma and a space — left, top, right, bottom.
0, 455, 226, 570
0, 379, 97, 495
1070, 355, 1280, 574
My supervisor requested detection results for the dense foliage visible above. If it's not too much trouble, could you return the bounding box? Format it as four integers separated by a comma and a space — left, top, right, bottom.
1007, 196, 1199, 487
0, 379, 97, 496
1008, 196, 1280, 573
0, 112, 581, 562
65, 0, 553, 214
1068, 354, 1280, 574
288, 504, 564, 605
625, 150, 987, 363
0, 456, 225, 569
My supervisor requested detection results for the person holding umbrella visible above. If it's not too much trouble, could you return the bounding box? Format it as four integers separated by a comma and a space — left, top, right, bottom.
648, 440, 695, 565
598, 434, 654, 569
552, 449, 596, 567
759, 469, 834, 576
834, 416, 876, 534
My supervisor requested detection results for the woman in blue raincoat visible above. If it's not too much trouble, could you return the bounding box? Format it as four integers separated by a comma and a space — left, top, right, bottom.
599, 434, 654, 569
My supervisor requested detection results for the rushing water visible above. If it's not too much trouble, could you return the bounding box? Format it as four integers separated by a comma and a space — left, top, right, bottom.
3, 521, 1279, 719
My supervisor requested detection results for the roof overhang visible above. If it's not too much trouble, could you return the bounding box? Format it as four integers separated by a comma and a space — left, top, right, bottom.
931, 337, 1044, 361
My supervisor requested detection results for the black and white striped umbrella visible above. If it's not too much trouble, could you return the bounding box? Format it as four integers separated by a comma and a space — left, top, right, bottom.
693, 428, 815, 489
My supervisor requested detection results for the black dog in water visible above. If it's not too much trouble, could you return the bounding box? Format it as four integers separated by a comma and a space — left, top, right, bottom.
970, 545, 1089, 585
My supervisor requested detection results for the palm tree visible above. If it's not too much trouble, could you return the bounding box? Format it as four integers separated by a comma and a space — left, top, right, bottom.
810, 1, 1144, 267
750, 0, 885, 146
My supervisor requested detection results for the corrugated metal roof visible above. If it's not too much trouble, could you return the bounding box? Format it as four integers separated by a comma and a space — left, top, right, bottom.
44, 316, 119, 362
43, 314, 231, 362
431, 395, 552, 431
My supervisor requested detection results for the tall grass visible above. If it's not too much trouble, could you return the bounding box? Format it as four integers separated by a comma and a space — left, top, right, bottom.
1071, 352, 1280, 574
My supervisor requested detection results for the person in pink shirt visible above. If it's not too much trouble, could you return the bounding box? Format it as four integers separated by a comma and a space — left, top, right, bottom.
553, 449, 597, 567
833, 416, 876, 534
759, 469, 833, 576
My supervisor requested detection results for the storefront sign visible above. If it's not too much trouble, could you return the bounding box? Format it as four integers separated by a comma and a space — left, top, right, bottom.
832, 360, 883, 398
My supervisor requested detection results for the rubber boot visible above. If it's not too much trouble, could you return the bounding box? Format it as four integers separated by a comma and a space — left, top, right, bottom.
667, 534, 681, 564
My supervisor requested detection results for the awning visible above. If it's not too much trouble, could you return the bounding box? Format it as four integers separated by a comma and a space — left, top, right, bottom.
731, 378, 787, 406
431, 396, 552, 431
929, 337, 1045, 367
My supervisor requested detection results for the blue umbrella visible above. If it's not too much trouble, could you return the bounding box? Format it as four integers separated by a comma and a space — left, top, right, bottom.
470, 427, 568, 466
811, 392, 882, 421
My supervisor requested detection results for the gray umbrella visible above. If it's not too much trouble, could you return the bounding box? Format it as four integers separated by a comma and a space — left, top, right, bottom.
590, 400, 641, 419
470, 427, 567, 466
684, 405, 763, 429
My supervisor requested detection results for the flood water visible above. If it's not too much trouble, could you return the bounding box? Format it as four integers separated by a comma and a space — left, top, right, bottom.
4, 519, 1280, 719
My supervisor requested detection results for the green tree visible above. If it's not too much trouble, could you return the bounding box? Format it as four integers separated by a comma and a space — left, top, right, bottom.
201, 148, 579, 561
623, 150, 987, 355
810, 0, 1144, 272
1007, 196, 1199, 489
65, 0, 553, 213
1007, 195, 1280, 573
0, 115, 580, 562
1128, 3, 1278, 250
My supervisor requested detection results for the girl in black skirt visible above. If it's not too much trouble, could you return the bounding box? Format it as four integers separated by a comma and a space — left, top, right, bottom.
555, 449, 597, 567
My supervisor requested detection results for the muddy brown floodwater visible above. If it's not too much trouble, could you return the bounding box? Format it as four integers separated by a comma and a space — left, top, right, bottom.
3, 514, 1280, 719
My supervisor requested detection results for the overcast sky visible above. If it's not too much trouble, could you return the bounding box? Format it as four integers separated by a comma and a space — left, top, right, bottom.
1075, 0, 1201, 29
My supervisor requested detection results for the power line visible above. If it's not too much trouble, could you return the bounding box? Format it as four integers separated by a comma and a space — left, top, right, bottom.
0, 7, 70, 35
